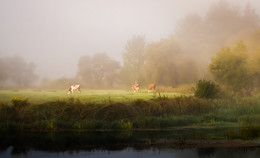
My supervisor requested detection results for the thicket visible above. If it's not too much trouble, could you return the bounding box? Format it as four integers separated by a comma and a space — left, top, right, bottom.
194, 79, 220, 99
1, 96, 260, 135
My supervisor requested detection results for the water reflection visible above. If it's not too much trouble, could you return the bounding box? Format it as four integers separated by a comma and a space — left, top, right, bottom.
0, 129, 259, 158
2, 146, 260, 158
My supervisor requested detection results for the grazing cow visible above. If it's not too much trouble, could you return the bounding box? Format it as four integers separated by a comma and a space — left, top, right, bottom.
68, 85, 81, 94
148, 84, 156, 93
132, 83, 140, 93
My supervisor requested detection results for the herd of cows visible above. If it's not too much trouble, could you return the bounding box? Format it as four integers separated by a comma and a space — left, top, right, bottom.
67, 83, 156, 94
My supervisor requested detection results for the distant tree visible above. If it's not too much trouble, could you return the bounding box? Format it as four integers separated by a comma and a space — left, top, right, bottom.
120, 35, 146, 85
92, 53, 120, 86
245, 28, 260, 89
141, 37, 181, 87
209, 41, 251, 93
140, 36, 200, 87
77, 53, 120, 88
175, 13, 209, 57
1, 55, 38, 86
77, 55, 93, 86
0, 58, 9, 84
175, 1, 260, 77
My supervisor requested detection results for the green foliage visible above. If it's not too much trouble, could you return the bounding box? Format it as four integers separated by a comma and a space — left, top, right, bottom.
11, 96, 30, 108
0, 55, 38, 86
176, 1, 259, 74
112, 120, 133, 130
133, 99, 162, 116
1, 91, 260, 134
209, 41, 253, 94
120, 35, 146, 84
141, 37, 198, 86
155, 97, 214, 115
240, 117, 260, 139
133, 116, 198, 129
77, 53, 120, 88
194, 79, 220, 99
95, 103, 137, 121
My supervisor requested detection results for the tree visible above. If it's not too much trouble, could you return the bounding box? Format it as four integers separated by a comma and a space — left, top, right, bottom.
120, 35, 146, 85
209, 41, 251, 93
0, 58, 9, 84
92, 53, 120, 86
77, 55, 93, 86
1, 55, 38, 86
175, 1, 260, 78
141, 37, 181, 87
76, 53, 120, 88
140, 36, 199, 87
245, 28, 260, 88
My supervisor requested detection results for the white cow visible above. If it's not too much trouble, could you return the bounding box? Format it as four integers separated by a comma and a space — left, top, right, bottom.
68, 85, 81, 94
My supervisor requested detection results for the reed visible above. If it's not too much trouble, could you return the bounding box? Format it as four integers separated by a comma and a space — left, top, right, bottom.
1, 93, 260, 136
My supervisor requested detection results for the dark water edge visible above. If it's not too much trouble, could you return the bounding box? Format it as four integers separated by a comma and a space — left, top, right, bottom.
0, 128, 260, 158
1, 146, 260, 158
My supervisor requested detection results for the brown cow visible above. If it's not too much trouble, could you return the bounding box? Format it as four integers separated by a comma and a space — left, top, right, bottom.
132, 83, 140, 93
148, 84, 156, 93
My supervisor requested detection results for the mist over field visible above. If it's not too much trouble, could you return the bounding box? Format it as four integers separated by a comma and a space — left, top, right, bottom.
1, 0, 260, 92
2, 1, 260, 142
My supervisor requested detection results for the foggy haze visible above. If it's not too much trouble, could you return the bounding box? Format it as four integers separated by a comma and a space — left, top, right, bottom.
1, 0, 260, 80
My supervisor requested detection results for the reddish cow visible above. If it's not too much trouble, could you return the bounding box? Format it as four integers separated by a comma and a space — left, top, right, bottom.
132, 83, 140, 93
148, 84, 156, 93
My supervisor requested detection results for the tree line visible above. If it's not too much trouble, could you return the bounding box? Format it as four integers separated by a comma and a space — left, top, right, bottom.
0, 55, 38, 86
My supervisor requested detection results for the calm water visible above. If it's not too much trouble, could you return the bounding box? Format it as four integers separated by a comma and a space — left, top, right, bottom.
1, 146, 260, 158
0, 129, 259, 158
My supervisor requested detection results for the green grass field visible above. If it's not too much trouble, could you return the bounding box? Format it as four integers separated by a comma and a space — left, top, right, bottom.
0, 90, 185, 105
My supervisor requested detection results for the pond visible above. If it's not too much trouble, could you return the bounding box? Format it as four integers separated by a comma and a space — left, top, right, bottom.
0, 128, 260, 158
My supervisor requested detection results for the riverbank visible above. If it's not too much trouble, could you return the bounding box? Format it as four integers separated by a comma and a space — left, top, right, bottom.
154, 139, 260, 148
0, 92, 260, 140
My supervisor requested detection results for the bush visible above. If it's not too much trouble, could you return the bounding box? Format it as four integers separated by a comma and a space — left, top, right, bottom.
11, 97, 30, 108
112, 120, 133, 130
194, 79, 220, 99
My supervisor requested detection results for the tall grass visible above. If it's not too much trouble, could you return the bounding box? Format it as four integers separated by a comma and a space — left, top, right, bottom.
1, 94, 260, 137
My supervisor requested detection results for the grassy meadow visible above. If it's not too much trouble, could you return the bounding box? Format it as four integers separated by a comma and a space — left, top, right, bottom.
0, 89, 260, 140
0, 89, 184, 105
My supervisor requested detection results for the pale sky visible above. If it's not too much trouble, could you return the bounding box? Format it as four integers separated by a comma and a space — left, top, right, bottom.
0, 0, 259, 80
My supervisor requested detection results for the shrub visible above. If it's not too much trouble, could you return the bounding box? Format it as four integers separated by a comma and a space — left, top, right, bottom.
240, 123, 260, 139
11, 97, 30, 108
194, 79, 220, 99
112, 120, 133, 130
239, 117, 260, 139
